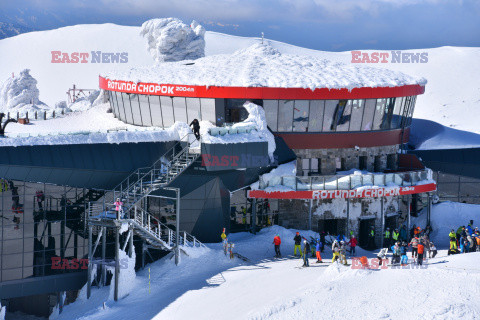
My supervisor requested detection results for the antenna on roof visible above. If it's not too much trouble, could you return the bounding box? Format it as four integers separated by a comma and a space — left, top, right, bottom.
261, 32, 264, 44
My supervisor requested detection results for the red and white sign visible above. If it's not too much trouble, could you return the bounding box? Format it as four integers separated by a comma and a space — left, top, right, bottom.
99, 76, 425, 99
100, 77, 196, 96
247, 183, 436, 199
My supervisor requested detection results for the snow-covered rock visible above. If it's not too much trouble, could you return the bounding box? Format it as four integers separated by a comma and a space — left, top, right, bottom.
140, 18, 205, 63
0, 69, 49, 114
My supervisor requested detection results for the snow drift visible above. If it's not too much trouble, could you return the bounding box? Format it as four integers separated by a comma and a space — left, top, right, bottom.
140, 18, 205, 63
200, 102, 276, 160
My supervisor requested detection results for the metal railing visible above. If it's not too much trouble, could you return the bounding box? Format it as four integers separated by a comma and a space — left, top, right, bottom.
258, 168, 433, 191
131, 207, 205, 249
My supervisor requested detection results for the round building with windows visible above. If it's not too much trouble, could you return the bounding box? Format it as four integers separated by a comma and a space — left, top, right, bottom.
100, 43, 426, 175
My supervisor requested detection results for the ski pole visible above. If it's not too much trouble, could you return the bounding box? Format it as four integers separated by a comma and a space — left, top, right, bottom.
264, 246, 270, 257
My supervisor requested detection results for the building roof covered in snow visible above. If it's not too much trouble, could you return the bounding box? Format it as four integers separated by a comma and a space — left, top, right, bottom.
101, 43, 426, 93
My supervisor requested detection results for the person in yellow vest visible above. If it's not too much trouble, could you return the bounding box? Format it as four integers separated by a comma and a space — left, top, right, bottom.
384, 228, 391, 248
392, 228, 400, 243
221, 228, 228, 255
241, 206, 247, 225
368, 226, 376, 250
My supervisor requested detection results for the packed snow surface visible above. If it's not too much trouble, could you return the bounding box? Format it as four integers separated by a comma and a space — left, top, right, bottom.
140, 18, 205, 63
103, 43, 426, 91
56, 211, 480, 320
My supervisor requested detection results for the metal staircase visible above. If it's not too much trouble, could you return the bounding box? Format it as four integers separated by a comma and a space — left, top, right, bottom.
87, 133, 204, 252
130, 207, 205, 250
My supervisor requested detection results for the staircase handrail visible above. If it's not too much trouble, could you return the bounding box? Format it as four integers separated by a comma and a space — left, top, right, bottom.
113, 133, 192, 196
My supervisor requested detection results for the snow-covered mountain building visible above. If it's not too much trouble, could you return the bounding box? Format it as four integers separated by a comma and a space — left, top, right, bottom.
0, 43, 435, 316
100, 44, 435, 246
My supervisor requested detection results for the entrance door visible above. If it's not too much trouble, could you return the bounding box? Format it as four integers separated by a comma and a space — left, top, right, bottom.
318, 218, 346, 236
359, 218, 375, 248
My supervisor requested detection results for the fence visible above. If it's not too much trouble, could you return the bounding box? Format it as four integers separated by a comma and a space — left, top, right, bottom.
434, 171, 480, 204
258, 169, 432, 191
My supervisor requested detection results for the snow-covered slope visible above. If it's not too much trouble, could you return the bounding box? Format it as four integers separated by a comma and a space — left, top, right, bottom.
55, 222, 480, 320
0, 23, 479, 134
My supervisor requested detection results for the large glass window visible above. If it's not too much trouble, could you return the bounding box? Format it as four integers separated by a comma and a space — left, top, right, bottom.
173, 97, 187, 123
349, 99, 365, 131
108, 91, 117, 117
361, 99, 376, 131
407, 96, 416, 126
121, 93, 134, 124
308, 100, 324, 132
278, 100, 294, 132
401, 96, 412, 128
115, 92, 126, 122
335, 100, 352, 132
139, 94, 152, 126
161, 96, 175, 127
129, 94, 143, 125
391, 97, 404, 129
293, 100, 309, 132
380, 98, 395, 130
263, 100, 278, 131
323, 100, 339, 132
200, 98, 216, 124
372, 98, 386, 130
186, 98, 202, 124
149, 95, 163, 127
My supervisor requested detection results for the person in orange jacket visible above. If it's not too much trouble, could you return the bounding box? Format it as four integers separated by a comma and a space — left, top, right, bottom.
273, 234, 282, 257
417, 240, 425, 265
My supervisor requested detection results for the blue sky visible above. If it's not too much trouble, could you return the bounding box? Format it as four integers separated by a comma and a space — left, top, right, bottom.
1, 0, 479, 51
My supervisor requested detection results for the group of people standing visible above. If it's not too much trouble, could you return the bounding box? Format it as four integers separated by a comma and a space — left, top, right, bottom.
448, 221, 480, 255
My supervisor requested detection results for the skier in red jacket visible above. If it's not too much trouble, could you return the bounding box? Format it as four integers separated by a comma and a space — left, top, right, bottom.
348, 235, 358, 256
273, 234, 282, 257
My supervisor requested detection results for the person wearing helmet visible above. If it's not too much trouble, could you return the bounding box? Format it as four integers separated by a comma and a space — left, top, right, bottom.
417, 239, 425, 265
294, 232, 303, 257
391, 242, 401, 265
392, 228, 400, 243
302, 239, 310, 267
315, 239, 323, 263
114, 197, 123, 219
331, 240, 340, 263
273, 234, 282, 258
448, 229, 456, 241
339, 240, 347, 265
